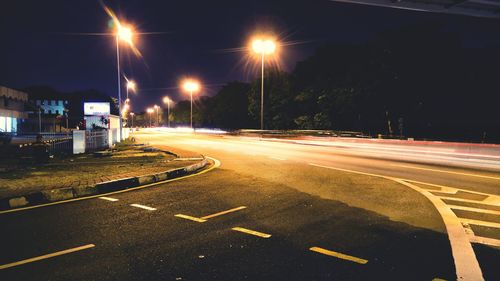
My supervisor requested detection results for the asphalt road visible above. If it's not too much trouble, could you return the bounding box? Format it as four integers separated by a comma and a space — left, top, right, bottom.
1, 131, 498, 281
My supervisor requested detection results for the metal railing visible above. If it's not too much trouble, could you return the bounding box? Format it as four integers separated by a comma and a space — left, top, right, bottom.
85, 130, 109, 152
14, 132, 73, 155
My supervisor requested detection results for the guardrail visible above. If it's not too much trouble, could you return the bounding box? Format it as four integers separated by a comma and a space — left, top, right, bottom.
15, 132, 73, 155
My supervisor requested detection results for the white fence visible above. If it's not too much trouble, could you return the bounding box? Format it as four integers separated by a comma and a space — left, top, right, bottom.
73, 128, 130, 154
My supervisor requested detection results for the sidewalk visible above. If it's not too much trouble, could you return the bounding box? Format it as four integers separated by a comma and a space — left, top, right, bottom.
0, 143, 203, 200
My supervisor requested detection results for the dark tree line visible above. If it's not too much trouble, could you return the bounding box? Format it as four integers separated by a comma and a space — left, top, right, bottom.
169, 23, 500, 143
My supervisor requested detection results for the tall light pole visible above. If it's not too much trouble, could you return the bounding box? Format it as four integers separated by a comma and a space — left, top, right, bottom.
115, 24, 135, 141
154, 105, 160, 126
182, 79, 201, 128
147, 108, 154, 127
126, 79, 136, 103
251, 37, 276, 130
130, 112, 135, 128
163, 96, 172, 128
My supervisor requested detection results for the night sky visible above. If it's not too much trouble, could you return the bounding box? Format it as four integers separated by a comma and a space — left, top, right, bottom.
2, 0, 500, 112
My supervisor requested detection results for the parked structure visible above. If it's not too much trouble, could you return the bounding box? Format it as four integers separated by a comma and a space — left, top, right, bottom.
0, 86, 28, 133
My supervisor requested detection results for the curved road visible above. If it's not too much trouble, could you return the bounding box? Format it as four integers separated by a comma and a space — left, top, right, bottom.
0, 131, 498, 281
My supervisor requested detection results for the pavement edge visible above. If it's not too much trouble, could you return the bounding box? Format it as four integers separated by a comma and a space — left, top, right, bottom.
0, 158, 209, 211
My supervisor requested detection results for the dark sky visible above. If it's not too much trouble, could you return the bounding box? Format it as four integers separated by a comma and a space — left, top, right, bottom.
2, 0, 500, 112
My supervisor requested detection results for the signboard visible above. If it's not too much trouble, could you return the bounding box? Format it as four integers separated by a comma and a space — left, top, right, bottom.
84, 102, 110, 116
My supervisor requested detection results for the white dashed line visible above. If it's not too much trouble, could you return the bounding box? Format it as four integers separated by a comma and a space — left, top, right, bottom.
130, 204, 156, 211
0, 244, 95, 270
98, 197, 119, 202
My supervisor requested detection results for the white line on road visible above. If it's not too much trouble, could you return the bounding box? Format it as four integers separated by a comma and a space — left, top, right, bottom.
232, 227, 271, 238
307, 162, 485, 281
174, 214, 207, 223
449, 205, 500, 216
309, 246, 368, 264
98, 197, 119, 202
393, 164, 500, 180
130, 204, 156, 211
0, 244, 95, 270
459, 218, 500, 229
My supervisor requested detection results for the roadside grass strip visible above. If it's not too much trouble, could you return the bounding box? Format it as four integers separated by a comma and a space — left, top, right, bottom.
200, 206, 247, 220
98, 196, 119, 202
231, 227, 272, 238
309, 246, 368, 265
130, 204, 156, 211
174, 214, 207, 223
0, 244, 95, 270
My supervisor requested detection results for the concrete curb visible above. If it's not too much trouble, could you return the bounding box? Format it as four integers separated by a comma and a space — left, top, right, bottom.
0, 158, 209, 211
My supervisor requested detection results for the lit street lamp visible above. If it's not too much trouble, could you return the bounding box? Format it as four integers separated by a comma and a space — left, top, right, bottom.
251, 36, 276, 130
115, 23, 136, 141
163, 96, 172, 127
182, 79, 201, 128
130, 112, 135, 128
126, 79, 136, 103
154, 105, 160, 126
147, 108, 154, 127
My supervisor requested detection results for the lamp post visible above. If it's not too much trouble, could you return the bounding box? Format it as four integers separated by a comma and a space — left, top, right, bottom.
115, 23, 135, 141
154, 105, 160, 126
147, 108, 154, 127
251, 37, 276, 130
182, 79, 201, 128
126, 80, 136, 103
163, 96, 171, 128
130, 112, 135, 128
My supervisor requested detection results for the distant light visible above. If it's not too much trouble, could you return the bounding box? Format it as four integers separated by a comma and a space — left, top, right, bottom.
147, 108, 154, 113
127, 80, 136, 91
163, 96, 171, 104
117, 25, 134, 45
251, 37, 276, 55
182, 79, 201, 93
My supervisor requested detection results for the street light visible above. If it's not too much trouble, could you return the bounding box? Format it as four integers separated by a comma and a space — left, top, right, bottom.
126, 80, 136, 102
130, 112, 135, 128
250, 36, 277, 130
182, 79, 201, 128
154, 104, 160, 126
114, 23, 136, 141
163, 96, 172, 128
147, 107, 154, 127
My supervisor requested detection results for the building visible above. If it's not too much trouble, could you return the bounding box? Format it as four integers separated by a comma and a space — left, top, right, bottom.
0, 86, 28, 133
36, 99, 68, 116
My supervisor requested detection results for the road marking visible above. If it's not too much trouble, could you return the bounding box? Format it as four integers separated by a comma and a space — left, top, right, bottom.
130, 204, 156, 211
449, 205, 500, 216
98, 196, 119, 202
402, 179, 500, 198
231, 227, 271, 238
469, 235, 500, 247
395, 180, 485, 281
0, 244, 95, 270
270, 156, 286, 161
0, 156, 221, 215
307, 162, 484, 280
309, 246, 368, 265
437, 196, 499, 207
394, 164, 500, 180
174, 214, 207, 223
200, 206, 247, 220
459, 218, 500, 229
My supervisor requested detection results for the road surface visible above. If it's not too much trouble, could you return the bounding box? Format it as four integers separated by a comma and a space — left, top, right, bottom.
1, 131, 498, 280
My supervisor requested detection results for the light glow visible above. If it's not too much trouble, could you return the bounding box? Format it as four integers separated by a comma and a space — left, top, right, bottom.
251, 38, 276, 55
127, 80, 136, 91
182, 79, 201, 93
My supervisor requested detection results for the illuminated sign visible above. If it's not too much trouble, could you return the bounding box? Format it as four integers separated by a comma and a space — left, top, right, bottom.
84, 102, 110, 116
